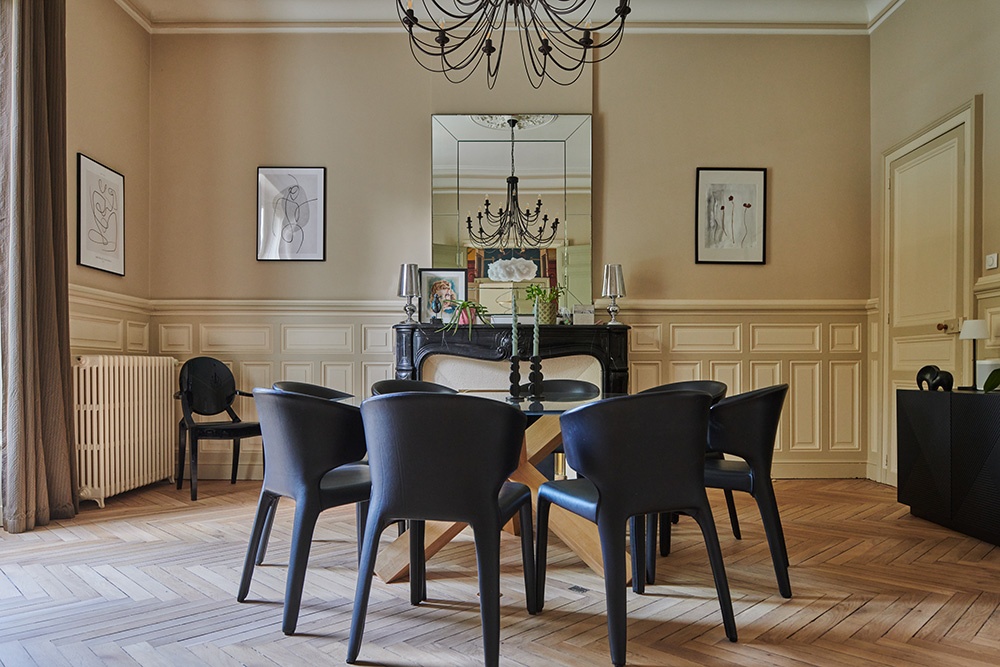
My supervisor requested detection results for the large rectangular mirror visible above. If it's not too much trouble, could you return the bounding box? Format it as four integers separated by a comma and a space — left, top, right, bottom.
432, 114, 592, 314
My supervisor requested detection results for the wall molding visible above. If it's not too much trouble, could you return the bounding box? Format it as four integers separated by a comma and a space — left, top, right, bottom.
620, 298, 869, 316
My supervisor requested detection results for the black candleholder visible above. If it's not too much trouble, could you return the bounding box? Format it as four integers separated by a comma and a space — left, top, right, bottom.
509, 355, 522, 401
529, 355, 544, 399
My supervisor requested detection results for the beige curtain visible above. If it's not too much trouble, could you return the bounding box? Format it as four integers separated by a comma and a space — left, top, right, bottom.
0, 0, 77, 533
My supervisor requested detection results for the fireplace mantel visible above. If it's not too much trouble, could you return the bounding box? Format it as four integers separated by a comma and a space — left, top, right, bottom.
393, 323, 630, 394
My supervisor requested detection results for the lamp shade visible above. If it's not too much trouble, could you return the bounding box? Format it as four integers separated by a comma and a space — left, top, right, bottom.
959, 319, 989, 340
397, 263, 419, 298
602, 264, 626, 298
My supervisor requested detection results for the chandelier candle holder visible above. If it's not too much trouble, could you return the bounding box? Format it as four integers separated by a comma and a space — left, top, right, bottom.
467, 117, 559, 250
397, 0, 632, 89
488, 257, 539, 400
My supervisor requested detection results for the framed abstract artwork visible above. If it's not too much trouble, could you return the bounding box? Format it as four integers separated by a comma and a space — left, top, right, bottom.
257, 166, 326, 261
77, 153, 125, 275
418, 268, 467, 323
695, 167, 767, 264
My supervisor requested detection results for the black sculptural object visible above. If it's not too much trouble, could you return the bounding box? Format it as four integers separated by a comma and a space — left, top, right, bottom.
916, 365, 954, 392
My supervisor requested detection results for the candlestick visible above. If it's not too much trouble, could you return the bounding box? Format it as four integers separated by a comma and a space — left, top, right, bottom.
532, 297, 540, 358
511, 286, 518, 356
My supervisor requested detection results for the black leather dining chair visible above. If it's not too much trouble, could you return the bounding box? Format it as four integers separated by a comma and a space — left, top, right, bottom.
536, 391, 737, 667
237, 389, 370, 635
272, 380, 353, 401
370, 378, 457, 395
175, 356, 262, 500
348, 393, 535, 667
518, 379, 601, 478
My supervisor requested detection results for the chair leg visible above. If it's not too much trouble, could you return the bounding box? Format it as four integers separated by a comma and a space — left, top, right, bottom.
629, 515, 645, 594
659, 510, 672, 556
256, 497, 279, 565
754, 483, 792, 598
189, 437, 199, 501
645, 513, 657, 584
596, 517, 630, 667
231, 438, 241, 484
282, 500, 321, 635
176, 422, 187, 490
724, 489, 742, 539
238, 491, 277, 602
409, 520, 426, 605
689, 504, 738, 642
347, 514, 389, 664
355, 500, 369, 565
517, 502, 537, 614
471, 521, 502, 667
535, 496, 551, 613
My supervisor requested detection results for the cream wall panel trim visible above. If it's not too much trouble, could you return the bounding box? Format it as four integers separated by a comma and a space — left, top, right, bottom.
630, 362, 662, 393
750, 324, 821, 353
69, 284, 151, 316
159, 324, 193, 354
891, 335, 957, 371
200, 324, 272, 354
789, 362, 822, 451
709, 362, 742, 395
772, 462, 868, 479
126, 321, 149, 353
70, 314, 124, 351
670, 324, 742, 353
281, 363, 313, 383
973, 274, 1000, 301
830, 323, 862, 353
983, 306, 1000, 349
830, 361, 861, 451
239, 362, 272, 431
629, 324, 662, 353
363, 325, 394, 355
281, 324, 353, 353
152, 298, 398, 317
869, 320, 880, 354
868, 358, 881, 456
363, 363, 395, 397
750, 361, 782, 389
626, 298, 868, 315
322, 363, 355, 395
669, 362, 702, 383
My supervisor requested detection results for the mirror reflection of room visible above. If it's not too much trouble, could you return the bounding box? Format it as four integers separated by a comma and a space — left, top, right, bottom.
432, 114, 593, 317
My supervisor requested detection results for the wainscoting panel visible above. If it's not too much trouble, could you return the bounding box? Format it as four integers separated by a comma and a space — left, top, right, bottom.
70, 313, 124, 350
790, 362, 822, 451
363, 325, 394, 354
750, 323, 821, 353
280, 362, 313, 383
630, 361, 661, 392
126, 321, 149, 353
710, 361, 742, 394
363, 362, 395, 397
830, 361, 861, 451
322, 362, 355, 395
892, 334, 957, 371
629, 324, 663, 353
670, 324, 742, 353
201, 324, 272, 354
281, 324, 353, 353
750, 361, 782, 389
669, 361, 702, 383
159, 324, 193, 354
830, 323, 862, 353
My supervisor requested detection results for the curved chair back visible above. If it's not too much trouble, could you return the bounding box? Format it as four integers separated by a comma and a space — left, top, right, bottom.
179, 356, 239, 416
518, 379, 600, 401
560, 390, 713, 515
370, 379, 457, 396
253, 389, 367, 499
707, 384, 788, 469
361, 393, 526, 522
640, 380, 727, 405
272, 380, 353, 401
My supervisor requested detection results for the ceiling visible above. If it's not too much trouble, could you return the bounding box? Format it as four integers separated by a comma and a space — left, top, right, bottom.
119, 0, 902, 32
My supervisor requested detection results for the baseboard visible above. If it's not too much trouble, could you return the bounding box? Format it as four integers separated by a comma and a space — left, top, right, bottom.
772, 461, 869, 479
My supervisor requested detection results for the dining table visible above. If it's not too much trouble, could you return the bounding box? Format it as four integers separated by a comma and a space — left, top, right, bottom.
366, 389, 633, 585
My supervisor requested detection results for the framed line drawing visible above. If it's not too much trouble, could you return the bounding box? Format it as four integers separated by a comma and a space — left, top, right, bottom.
695, 167, 766, 264
77, 153, 125, 275
418, 268, 467, 323
257, 166, 326, 261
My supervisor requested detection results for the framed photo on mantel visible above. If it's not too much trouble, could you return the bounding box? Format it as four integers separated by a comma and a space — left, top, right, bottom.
695, 167, 766, 264
77, 153, 125, 276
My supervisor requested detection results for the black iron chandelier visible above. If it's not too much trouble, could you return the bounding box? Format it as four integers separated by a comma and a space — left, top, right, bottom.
466, 117, 559, 249
397, 0, 632, 88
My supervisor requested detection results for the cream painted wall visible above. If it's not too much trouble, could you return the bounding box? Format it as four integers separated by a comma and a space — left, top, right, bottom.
66, 0, 150, 299
595, 33, 871, 301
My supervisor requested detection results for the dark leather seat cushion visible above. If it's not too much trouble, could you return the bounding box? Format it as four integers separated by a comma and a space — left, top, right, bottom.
537, 478, 599, 523
704, 458, 754, 494
319, 463, 372, 506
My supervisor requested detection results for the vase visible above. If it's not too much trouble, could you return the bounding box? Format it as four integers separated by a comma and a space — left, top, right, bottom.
535, 301, 558, 325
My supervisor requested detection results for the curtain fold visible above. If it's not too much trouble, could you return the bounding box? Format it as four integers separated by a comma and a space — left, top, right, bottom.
0, 0, 77, 533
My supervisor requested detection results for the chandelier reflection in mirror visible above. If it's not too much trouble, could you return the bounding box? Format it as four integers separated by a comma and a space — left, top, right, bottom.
397, 0, 632, 88
466, 117, 559, 249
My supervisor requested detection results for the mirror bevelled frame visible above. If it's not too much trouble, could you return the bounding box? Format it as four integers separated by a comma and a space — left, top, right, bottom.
431, 114, 593, 313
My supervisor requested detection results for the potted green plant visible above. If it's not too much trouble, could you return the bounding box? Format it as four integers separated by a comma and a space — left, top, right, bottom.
438, 299, 491, 338
525, 283, 565, 325
984, 368, 1000, 392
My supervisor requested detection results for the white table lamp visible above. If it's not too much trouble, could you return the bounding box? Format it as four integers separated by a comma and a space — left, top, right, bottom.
959, 318, 989, 390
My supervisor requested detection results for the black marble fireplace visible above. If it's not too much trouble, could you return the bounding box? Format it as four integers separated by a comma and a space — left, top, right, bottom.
393, 323, 630, 394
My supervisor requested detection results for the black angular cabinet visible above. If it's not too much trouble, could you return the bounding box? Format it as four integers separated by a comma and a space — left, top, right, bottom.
896, 389, 1000, 545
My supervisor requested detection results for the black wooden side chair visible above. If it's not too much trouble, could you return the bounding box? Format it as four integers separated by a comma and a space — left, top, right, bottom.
237, 389, 370, 635
347, 393, 534, 667
272, 380, 353, 401
175, 356, 261, 501
370, 378, 458, 395
536, 390, 737, 667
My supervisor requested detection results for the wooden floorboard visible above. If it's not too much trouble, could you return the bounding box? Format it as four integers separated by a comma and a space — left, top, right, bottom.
1, 478, 999, 666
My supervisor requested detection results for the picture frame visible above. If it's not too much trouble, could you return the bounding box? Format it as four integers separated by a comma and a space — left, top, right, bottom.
77, 153, 125, 275
257, 166, 326, 261
695, 167, 767, 264
418, 268, 468, 323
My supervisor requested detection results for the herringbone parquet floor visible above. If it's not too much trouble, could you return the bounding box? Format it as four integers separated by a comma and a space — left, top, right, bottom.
1, 479, 998, 666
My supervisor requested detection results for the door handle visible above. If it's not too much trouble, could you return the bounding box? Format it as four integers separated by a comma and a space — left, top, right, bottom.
937, 323, 949, 332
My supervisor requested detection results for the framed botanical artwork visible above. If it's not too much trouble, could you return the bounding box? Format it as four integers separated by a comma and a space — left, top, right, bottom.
418, 268, 467, 323
695, 167, 767, 264
77, 153, 125, 275
257, 166, 326, 261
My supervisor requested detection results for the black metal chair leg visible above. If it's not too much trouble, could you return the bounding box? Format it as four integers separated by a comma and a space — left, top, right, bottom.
724, 489, 742, 539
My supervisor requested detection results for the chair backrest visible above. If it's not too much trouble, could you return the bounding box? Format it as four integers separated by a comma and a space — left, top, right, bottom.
707, 384, 788, 469
559, 390, 713, 516
518, 379, 600, 401
253, 389, 367, 498
370, 379, 458, 396
360, 393, 526, 523
272, 380, 353, 401
639, 380, 728, 405
178, 356, 239, 416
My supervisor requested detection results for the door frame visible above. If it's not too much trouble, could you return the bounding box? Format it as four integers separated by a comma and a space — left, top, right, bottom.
875, 97, 980, 485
